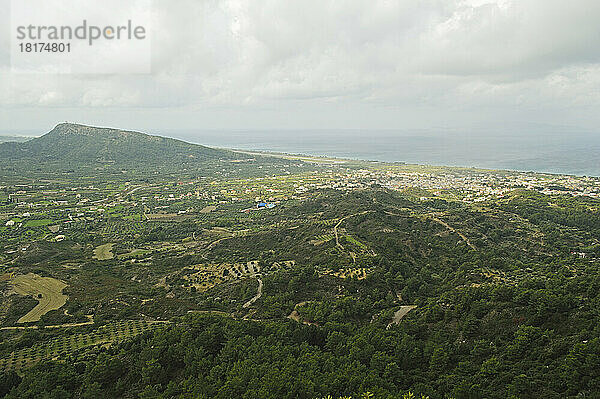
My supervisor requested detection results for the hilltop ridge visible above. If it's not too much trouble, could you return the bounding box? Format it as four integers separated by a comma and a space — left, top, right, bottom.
0, 123, 259, 177
44, 123, 151, 138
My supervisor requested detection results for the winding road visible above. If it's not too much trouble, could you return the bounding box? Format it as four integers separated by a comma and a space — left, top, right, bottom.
243, 278, 263, 308
334, 210, 374, 250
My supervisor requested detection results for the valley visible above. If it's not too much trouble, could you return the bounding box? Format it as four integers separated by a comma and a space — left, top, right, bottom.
1, 124, 600, 398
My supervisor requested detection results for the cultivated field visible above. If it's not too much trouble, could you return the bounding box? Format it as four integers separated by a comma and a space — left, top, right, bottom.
0, 320, 168, 371
320, 267, 370, 280
182, 260, 294, 292
182, 260, 261, 291
145, 213, 190, 221
10, 273, 68, 323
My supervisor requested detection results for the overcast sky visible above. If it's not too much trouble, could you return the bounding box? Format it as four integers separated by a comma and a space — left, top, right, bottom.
1, 0, 599, 135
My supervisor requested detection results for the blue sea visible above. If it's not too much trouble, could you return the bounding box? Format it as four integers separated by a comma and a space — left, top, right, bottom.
160, 128, 600, 177
4, 127, 600, 176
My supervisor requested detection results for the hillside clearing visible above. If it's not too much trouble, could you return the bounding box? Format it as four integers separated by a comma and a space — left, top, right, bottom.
10, 273, 68, 324
93, 243, 114, 260
387, 305, 417, 329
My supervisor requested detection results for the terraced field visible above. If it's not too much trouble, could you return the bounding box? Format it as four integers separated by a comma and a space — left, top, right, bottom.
100, 220, 145, 237
10, 273, 68, 323
0, 320, 168, 372
321, 267, 370, 280
311, 233, 334, 245
182, 260, 295, 292
344, 234, 367, 248
182, 260, 262, 291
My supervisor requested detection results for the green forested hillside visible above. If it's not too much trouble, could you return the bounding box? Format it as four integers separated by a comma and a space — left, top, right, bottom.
2, 131, 600, 398
0, 136, 32, 144
0, 123, 227, 163
2, 186, 600, 398
0, 123, 296, 179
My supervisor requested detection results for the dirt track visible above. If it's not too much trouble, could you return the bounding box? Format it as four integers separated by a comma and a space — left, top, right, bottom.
243, 279, 263, 308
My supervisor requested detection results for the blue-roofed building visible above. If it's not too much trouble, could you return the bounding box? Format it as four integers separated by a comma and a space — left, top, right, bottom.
256, 202, 276, 209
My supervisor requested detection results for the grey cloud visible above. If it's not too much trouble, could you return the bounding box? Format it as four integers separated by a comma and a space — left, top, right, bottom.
0, 0, 599, 131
